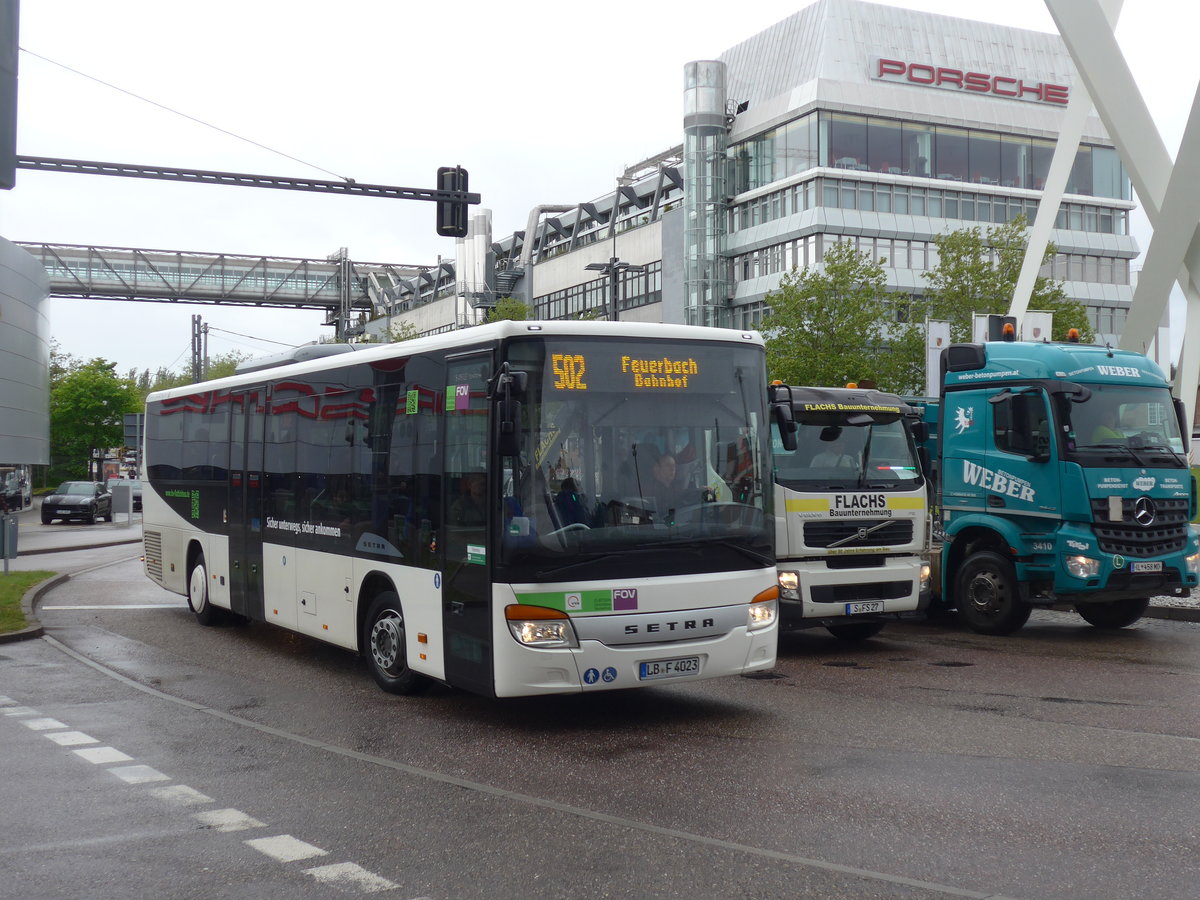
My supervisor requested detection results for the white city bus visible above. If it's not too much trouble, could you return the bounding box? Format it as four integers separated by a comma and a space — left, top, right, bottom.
142, 321, 778, 697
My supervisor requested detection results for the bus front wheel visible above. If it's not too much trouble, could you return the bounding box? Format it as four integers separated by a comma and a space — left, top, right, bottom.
187, 550, 224, 626
362, 591, 427, 695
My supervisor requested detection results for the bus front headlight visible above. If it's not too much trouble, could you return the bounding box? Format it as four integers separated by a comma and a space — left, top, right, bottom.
505, 605, 579, 648
1065, 555, 1101, 579
748, 585, 779, 632
920, 563, 931, 593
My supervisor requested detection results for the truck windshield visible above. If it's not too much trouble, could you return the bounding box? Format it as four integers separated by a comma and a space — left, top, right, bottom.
1062, 384, 1186, 465
497, 336, 772, 580
772, 417, 921, 490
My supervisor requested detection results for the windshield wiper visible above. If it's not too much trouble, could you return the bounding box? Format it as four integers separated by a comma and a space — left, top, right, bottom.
535, 553, 630, 580
1134, 443, 1187, 465
634, 537, 772, 568
1082, 442, 1148, 466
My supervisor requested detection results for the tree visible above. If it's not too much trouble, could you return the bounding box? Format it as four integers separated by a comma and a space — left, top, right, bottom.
921, 215, 1095, 344
49, 358, 139, 481
484, 297, 530, 323
760, 240, 923, 392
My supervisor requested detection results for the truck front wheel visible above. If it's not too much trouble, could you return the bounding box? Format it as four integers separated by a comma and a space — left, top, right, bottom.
1076, 597, 1149, 629
955, 551, 1032, 635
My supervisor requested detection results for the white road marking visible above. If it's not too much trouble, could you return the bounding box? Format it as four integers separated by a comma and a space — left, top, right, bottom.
73, 746, 134, 764
303, 862, 397, 893
21, 717, 68, 731
150, 784, 213, 807
108, 764, 170, 784
245, 834, 329, 863
4, 690, 404, 895
193, 808, 265, 833
43, 730, 99, 746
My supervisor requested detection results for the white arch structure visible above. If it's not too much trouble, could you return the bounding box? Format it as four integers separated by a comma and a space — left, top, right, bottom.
1011, 1, 1200, 428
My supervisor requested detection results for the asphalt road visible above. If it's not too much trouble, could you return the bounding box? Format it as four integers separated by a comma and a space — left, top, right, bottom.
1, 538, 1197, 899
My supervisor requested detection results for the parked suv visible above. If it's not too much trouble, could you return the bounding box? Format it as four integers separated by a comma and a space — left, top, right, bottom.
41, 481, 113, 524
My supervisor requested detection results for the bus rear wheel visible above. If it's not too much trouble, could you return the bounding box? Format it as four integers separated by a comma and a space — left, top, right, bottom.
362, 591, 427, 695
955, 551, 1032, 635
187, 550, 225, 626
1076, 597, 1149, 629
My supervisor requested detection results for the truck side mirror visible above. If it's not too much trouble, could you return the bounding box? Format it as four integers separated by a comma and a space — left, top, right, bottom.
773, 403, 797, 452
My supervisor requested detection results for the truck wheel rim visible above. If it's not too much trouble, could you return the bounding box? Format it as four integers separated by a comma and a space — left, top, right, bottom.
967, 570, 1003, 612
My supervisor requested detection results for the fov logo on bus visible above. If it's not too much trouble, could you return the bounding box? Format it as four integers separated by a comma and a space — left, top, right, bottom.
515, 588, 639, 612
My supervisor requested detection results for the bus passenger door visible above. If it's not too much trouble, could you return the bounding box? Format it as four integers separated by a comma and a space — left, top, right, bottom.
228, 387, 266, 620
442, 355, 493, 695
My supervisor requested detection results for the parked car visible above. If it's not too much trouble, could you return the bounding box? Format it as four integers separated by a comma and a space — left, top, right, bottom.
41, 481, 113, 524
106, 477, 143, 512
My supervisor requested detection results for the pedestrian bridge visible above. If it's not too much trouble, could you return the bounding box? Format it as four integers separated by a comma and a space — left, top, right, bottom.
16, 242, 423, 332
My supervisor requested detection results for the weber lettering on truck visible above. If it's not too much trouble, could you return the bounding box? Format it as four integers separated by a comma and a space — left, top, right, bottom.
911, 336, 1199, 636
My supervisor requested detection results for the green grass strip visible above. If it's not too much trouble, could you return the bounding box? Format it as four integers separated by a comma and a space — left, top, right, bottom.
0, 571, 56, 633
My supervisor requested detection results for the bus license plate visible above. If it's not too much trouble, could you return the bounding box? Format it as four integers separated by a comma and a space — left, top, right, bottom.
1131, 561, 1162, 573
845, 601, 884, 615
639, 656, 700, 680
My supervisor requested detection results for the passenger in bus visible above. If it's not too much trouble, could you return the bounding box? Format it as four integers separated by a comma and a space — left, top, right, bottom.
450, 473, 487, 526
645, 449, 689, 523
554, 477, 593, 527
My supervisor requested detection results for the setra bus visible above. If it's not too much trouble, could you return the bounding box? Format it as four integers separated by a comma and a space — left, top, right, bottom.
141, 321, 779, 697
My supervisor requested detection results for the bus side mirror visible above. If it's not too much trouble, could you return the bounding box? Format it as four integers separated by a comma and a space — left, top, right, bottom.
911, 421, 929, 443
497, 398, 522, 458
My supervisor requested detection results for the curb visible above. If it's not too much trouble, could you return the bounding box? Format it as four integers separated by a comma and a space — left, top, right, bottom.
1143, 605, 1200, 623
17, 536, 142, 557
0, 571, 69, 644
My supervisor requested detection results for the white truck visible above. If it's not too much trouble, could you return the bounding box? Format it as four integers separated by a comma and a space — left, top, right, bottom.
769, 384, 931, 639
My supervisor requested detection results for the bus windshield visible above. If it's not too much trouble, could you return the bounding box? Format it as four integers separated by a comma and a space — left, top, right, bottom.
1062, 384, 1186, 467
497, 337, 771, 579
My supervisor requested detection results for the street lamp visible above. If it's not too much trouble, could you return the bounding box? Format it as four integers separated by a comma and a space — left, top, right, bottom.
584, 257, 645, 321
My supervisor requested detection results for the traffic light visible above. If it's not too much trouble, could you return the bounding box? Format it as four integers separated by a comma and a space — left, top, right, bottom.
436, 165, 468, 238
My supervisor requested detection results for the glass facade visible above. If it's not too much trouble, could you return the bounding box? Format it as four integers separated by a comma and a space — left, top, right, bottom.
729, 110, 1132, 200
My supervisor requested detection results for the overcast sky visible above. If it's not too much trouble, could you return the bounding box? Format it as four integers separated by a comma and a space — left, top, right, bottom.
3, 0, 1198, 376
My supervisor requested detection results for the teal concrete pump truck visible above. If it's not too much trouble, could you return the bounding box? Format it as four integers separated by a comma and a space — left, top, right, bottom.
915, 333, 1200, 634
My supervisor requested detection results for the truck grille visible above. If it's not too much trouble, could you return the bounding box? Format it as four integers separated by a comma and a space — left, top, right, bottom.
1089, 498, 1190, 557
803, 519, 914, 548
143, 530, 163, 580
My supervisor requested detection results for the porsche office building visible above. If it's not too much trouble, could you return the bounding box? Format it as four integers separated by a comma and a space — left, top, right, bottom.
373, 0, 1137, 349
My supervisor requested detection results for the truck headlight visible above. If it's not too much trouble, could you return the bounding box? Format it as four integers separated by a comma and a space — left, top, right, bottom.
919, 563, 931, 593
505, 605, 578, 648
1186, 550, 1200, 576
1064, 555, 1101, 579
748, 586, 779, 632
777, 570, 800, 600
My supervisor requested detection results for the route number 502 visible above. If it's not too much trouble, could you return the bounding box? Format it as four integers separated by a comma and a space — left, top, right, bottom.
552, 354, 588, 390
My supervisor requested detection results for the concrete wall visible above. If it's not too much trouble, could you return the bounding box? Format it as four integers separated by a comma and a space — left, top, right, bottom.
0, 237, 50, 464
